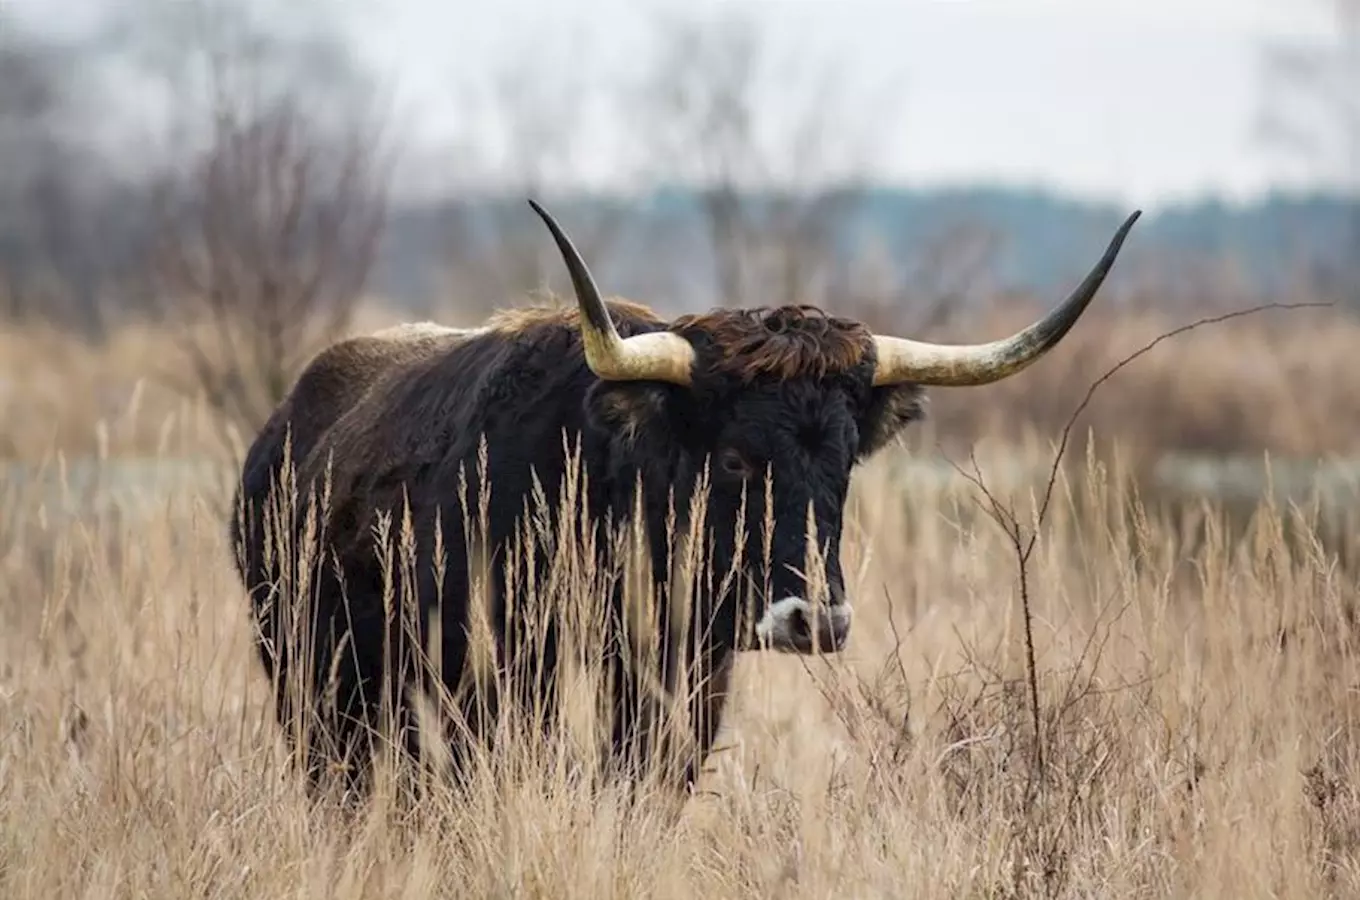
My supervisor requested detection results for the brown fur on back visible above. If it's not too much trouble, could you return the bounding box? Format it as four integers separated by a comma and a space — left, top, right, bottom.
277, 325, 475, 455
485, 297, 666, 335
672, 305, 874, 382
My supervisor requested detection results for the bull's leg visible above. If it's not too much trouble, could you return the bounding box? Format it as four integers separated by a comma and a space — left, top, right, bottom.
259, 579, 424, 802
298, 634, 427, 801
423, 638, 561, 789
246, 582, 351, 792
427, 638, 568, 787
605, 647, 734, 791
305, 652, 381, 799
605, 648, 681, 787
425, 573, 566, 786
606, 666, 651, 783
492, 581, 564, 741
510, 623, 562, 735
431, 629, 498, 789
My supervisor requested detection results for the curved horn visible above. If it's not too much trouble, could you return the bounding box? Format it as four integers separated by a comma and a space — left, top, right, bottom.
528, 199, 695, 385
872, 210, 1142, 387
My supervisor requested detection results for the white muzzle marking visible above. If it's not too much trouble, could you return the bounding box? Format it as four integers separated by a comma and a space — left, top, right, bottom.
754, 595, 853, 654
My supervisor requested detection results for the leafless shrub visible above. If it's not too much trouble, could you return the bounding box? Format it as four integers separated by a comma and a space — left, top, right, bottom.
147, 95, 389, 441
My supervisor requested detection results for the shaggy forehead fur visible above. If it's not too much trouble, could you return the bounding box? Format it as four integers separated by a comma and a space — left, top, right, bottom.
672, 305, 872, 382
488, 298, 874, 383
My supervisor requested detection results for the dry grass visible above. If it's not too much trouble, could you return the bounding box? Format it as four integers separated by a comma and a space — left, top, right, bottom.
4, 387, 1360, 897
4, 299, 1360, 897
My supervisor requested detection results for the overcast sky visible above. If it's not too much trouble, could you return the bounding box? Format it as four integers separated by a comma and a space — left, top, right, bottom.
10, 0, 1350, 207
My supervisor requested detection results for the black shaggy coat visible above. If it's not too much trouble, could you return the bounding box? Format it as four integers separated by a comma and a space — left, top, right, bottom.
230, 300, 926, 795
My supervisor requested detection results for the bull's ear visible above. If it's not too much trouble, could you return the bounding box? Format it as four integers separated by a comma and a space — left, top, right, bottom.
856, 384, 927, 459
586, 381, 673, 449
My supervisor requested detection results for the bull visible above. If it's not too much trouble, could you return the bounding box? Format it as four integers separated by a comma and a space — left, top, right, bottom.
230, 200, 1140, 797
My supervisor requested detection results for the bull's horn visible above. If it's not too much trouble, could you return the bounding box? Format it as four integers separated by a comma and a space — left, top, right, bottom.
529, 199, 695, 385
871, 210, 1141, 387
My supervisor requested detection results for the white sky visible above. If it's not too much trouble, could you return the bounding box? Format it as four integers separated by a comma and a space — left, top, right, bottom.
9, 0, 1350, 206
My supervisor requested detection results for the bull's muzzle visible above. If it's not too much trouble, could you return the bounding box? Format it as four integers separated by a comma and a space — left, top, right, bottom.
754, 596, 853, 654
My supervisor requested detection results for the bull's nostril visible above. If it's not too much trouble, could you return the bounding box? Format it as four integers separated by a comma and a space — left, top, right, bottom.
788, 606, 811, 640
822, 604, 851, 648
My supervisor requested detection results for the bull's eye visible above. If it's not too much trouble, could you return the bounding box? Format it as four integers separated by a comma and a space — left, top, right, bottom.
719, 448, 753, 478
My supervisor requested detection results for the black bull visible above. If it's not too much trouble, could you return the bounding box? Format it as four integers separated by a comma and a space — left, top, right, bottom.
230, 201, 1140, 795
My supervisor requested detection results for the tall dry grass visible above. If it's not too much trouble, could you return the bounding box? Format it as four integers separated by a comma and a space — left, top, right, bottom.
3, 385, 1360, 897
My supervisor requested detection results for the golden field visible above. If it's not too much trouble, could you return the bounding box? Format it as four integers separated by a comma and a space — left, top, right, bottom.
3, 302, 1360, 898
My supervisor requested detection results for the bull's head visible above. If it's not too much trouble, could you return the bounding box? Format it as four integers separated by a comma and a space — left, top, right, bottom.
529, 199, 1140, 656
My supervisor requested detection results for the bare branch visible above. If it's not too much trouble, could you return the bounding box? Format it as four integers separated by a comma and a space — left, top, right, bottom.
145, 30, 391, 441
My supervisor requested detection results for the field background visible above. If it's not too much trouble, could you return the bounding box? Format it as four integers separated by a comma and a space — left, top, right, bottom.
4, 0, 1360, 896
